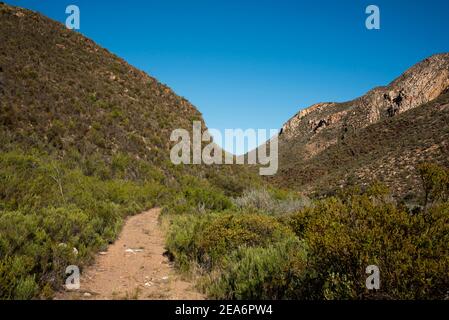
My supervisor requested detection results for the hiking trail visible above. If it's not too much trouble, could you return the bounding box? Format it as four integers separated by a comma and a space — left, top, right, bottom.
58, 208, 203, 300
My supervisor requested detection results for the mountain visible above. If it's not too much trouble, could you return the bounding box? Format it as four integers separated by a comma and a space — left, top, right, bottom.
0, 4, 202, 164
1, 3, 449, 301
0, 3, 257, 189
272, 53, 449, 199
0, 3, 259, 299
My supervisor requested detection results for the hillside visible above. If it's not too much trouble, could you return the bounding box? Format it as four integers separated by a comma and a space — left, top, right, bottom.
0, 4, 202, 166
1, 3, 448, 301
272, 54, 449, 199
0, 3, 260, 299
0, 3, 259, 189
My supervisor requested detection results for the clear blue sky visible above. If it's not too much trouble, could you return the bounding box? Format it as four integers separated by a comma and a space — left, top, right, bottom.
6, 0, 449, 154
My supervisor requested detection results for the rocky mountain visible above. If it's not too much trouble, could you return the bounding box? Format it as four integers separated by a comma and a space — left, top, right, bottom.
273, 53, 449, 199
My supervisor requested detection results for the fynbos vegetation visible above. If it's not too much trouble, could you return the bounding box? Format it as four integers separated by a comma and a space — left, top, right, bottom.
0, 4, 261, 299
167, 165, 449, 300
1, 3, 448, 301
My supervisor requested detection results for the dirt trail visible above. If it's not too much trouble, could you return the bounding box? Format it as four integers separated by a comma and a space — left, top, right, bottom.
58, 208, 203, 300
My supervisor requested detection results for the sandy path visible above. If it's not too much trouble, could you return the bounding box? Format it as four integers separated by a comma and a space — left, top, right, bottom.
58, 208, 203, 300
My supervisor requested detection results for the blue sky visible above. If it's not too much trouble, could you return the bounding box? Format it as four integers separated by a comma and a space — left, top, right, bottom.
6, 0, 449, 154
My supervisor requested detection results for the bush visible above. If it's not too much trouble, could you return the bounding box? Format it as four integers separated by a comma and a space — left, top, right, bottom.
165, 214, 210, 272
418, 162, 449, 206
14, 275, 39, 300
169, 175, 449, 300
284, 185, 449, 299
196, 213, 293, 268
0, 151, 165, 299
166, 212, 294, 272
233, 188, 310, 215
205, 171, 246, 197
0, 256, 37, 300
204, 237, 307, 300
184, 186, 233, 212
165, 176, 233, 214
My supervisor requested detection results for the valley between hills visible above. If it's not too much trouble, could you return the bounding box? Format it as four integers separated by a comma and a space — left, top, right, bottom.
1, 3, 448, 300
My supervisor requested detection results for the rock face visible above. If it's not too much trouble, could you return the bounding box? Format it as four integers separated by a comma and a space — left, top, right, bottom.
281, 53, 449, 144
274, 53, 449, 198
348, 53, 449, 128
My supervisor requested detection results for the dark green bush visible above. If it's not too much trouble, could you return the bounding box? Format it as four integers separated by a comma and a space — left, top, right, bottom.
183, 186, 233, 212
233, 188, 310, 215
196, 214, 292, 268
0, 151, 164, 299
0, 256, 38, 300
166, 213, 293, 272
418, 162, 449, 206
284, 185, 449, 299
168, 171, 449, 300
204, 237, 307, 300
165, 176, 233, 214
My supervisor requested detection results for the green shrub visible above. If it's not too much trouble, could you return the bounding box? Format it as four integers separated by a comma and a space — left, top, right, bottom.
205, 171, 246, 197
165, 176, 233, 214
284, 187, 449, 299
322, 273, 356, 300
0, 151, 167, 299
204, 237, 307, 300
165, 214, 211, 272
166, 213, 294, 272
0, 256, 35, 300
13, 275, 39, 300
184, 186, 233, 212
170, 175, 449, 300
197, 213, 292, 268
418, 162, 449, 206
233, 188, 310, 215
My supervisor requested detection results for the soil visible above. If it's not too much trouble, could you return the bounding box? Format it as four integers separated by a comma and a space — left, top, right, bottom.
57, 208, 204, 300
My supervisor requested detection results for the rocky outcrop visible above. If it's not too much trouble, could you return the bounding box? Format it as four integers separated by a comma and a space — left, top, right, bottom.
281, 53, 449, 142
281, 103, 337, 139
348, 53, 449, 128
274, 53, 449, 197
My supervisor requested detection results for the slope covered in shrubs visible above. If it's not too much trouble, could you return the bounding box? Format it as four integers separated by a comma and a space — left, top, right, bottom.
0, 149, 259, 299
1, 3, 448, 301
0, 4, 262, 299
0, 151, 161, 299
167, 164, 449, 300
273, 91, 449, 200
